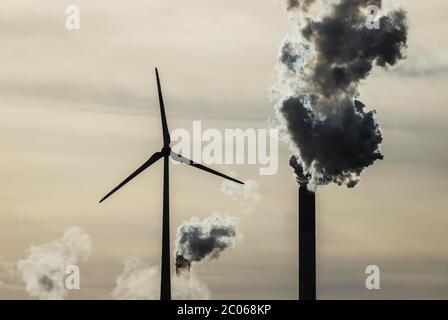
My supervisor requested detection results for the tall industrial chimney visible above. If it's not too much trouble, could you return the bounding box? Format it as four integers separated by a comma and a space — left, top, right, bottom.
290, 156, 316, 300
298, 183, 316, 300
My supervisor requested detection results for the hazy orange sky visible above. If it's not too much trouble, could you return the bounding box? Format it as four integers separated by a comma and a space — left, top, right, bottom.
1, 0, 448, 299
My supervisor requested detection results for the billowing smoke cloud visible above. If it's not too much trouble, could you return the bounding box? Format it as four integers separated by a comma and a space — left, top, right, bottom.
274, 0, 408, 188
301, 1, 407, 97
112, 257, 210, 300
174, 215, 241, 274
221, 178, 260, 214
16, 227, 92, 300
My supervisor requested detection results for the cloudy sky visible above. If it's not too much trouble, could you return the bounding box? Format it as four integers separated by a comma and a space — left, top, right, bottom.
1, 0, 447, 299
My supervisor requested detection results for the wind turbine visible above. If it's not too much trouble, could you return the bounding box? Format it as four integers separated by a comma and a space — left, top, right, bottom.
99, 68, 244, 300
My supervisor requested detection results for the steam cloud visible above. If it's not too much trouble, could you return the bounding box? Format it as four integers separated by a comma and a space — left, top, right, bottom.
221, 178, 261, 214
174, 215, 241, 274
112, 257, 210, 300
16, 227, 92, 300
274, 0, 408, 188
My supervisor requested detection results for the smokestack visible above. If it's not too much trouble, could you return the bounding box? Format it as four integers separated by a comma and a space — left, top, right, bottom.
290, 156, 315, 300
175, 255, 191, 279
274, 0, 408, 188
298, 181, 315, 300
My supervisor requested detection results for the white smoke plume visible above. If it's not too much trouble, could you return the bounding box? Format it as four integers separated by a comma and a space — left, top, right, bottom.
16, 227, 92, 300
174, 215, 241, 267
112, 257, 210, 300
273, 0, 408, 188
221, 178, 261, 214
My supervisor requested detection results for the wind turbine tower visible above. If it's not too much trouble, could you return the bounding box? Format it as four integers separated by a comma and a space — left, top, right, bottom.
100, 68, 244, 300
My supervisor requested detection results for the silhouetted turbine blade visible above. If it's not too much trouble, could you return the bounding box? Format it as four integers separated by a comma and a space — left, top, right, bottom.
170, 152, 244, 185
99, 152, 164, 203
155, 68, 170, 146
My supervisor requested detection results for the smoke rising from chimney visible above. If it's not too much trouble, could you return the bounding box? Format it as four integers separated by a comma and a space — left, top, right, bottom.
290, 155, 311, 186
274, 0, 408, 188
174, 214, 241, 274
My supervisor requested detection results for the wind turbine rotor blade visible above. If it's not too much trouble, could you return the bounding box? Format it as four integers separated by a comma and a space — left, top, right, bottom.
99, 151, 164, 203
170, 152, 244, 185
155, 68, 170, 146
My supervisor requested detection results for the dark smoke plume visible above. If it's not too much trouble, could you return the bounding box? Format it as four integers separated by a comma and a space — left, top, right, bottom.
280, 97, 383, 187
274, 0, 408, 188
174, 215, 240, 274
301, 1, 408, 97
280, 41, 300, 72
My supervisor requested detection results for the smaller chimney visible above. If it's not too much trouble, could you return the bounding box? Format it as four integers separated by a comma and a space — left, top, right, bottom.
175, 255, 191, 279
